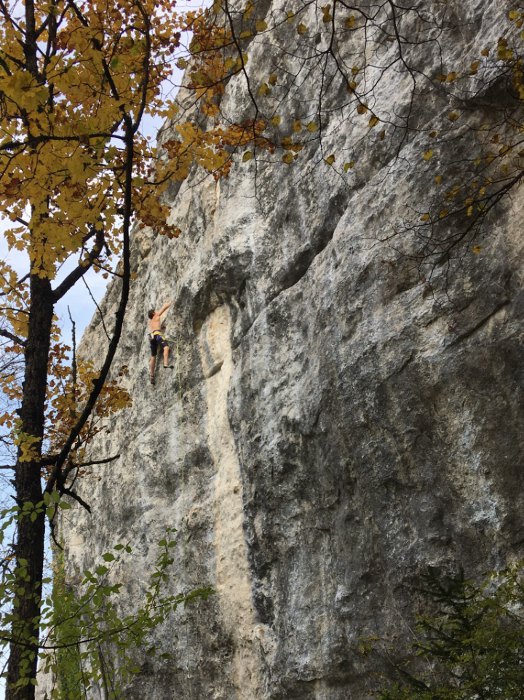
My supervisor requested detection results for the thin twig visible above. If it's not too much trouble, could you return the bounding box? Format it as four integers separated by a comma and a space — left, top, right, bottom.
81, 276, 111, 341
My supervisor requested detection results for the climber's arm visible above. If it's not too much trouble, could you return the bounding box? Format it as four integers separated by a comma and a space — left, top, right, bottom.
157, 300, 172, 316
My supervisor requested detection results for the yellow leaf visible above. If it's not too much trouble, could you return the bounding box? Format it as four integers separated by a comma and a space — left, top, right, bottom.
466, 205, 474, 217
347, 80, 357, 91
292, 119, 302, 133
243, 1, 255, 20
472, 245, 482, 254
343, 161, 355, 171
368, 115, 379, 128
481, 47, 490, 57
258, 82, 270, 96
282, 152, 294, 164
270, 115, 281, 126
420, 213, 430, 222
255, 19, 268, 32
268, 73, 278, 86
243, 151, 253, 161
435, 174, 442, 185
497, 38, 513, 61
322, 5, 332, 22
325, 154, 335, 165
306, 121, 318, 132
297, 23, 307, 34
470, 60, 480, 75
356, 104, 368, 114
422, 149, 433, 161
446, 71, 458, 82
345, 16, 356, 29
445, 185, 461, 200
448, 111, 460, 122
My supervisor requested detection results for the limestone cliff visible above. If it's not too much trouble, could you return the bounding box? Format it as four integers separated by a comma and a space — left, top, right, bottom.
55, 1, 523, 698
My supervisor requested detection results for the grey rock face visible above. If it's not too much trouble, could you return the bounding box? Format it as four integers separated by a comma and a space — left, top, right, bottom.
55, 1, 523, 698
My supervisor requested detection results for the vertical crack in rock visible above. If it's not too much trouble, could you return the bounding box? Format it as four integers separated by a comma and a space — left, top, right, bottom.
198, 304, 262, 697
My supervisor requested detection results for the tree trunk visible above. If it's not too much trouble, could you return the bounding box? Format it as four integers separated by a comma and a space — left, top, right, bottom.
6, 276, 54, 700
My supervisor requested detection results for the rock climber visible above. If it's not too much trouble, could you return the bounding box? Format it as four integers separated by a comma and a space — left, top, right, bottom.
148, 300, 174, 384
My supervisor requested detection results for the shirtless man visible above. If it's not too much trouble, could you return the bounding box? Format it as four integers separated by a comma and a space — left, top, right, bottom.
148, 301, 173, 384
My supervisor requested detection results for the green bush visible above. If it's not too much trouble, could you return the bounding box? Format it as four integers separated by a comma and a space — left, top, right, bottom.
379, 562, 524, 700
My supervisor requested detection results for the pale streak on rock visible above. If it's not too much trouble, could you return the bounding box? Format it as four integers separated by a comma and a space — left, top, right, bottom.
199, 304, 262, 698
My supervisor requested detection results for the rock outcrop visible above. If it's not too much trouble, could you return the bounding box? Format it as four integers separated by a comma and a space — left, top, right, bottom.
56, 1, 523, 698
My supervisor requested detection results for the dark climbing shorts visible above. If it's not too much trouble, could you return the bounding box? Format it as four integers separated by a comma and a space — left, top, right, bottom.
149, 332, 168, 356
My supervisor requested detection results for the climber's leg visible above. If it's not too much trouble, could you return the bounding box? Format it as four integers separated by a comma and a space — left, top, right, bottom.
149, 335, 158, 384
163, 343, 173, 369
